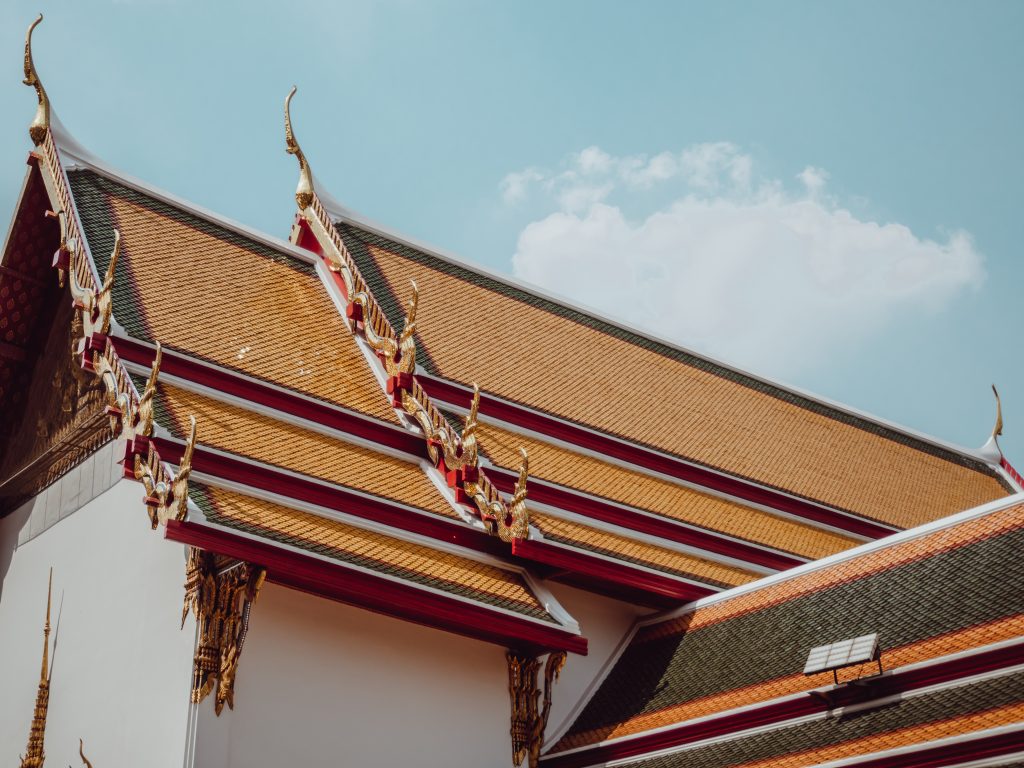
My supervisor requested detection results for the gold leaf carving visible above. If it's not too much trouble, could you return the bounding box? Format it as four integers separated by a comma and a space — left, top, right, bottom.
506, 650, 566, 768
182, 549, 266, 715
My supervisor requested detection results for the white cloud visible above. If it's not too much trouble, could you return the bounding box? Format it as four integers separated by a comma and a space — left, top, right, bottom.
499, 168, 545, 204
503, 144, 984, 378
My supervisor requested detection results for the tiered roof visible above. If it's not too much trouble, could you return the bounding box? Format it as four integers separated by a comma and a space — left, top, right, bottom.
22, 128, 585, 654
5, 20, 1023, 762
543, 496, 1024, 767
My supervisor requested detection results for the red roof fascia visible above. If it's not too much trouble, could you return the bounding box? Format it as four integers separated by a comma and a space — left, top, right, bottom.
541, 640, 1024, 768
109, 335, 426, 459
148, 435, 506, 559
419, 374, 897, 540
149, 435, 734, 603
165, 518, 589, 655
512, 538, 715, 604
488, 467, 802, 572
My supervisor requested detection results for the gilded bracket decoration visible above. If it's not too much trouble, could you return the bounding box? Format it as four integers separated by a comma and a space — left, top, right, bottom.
182, 548, 266, 715
507, 650, 567, 768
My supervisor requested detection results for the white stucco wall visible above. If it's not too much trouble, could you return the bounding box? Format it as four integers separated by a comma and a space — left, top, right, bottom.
189, 578, 640, 768
0, 459, 196, 768
543, 584, 649, 746
0, 445, 649, 768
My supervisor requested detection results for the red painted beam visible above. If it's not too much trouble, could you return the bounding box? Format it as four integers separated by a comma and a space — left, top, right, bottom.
150, 436, 731, 602
540, 641, 1024, 767
512, 539, 715, 603
150, 436, 505, 558
110, 336, 426, 459
488, 467, 802, 572
165, 519, 588, 655
419, 374, 898, 540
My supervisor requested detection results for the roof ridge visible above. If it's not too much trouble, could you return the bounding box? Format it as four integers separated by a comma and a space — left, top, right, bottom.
283, 89, 542, 548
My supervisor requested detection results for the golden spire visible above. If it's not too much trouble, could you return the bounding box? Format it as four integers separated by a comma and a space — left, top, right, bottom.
23, 14, 51, 146
19, 569, 54, 768
284, 86, 314, 210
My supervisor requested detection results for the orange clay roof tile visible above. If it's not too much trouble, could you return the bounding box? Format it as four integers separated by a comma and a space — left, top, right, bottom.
67, 170, 399, 425
193, 483, 551, 621
337, 223, 1011, 527
476, 420, 858, 560
148, 379, 457, 519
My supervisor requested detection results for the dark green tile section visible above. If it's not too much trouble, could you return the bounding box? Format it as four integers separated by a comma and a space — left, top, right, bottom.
629, 670, 1024, 768
190, 482, 551, 621
336, 220, 1005, 482
68, 170, 149, 340
567, 527, 1024, 738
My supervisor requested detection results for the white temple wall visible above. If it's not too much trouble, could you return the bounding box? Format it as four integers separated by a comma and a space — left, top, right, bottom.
0, 460, 196, 768
196, 579, 640, 768
542, 583, 649, 744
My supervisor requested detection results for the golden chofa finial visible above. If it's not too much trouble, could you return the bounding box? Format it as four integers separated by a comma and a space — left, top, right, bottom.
979, 384, 1005, 463
19, 569, 54, 768
992, 384, 1004, 440
23, 14, 51, 146
284, 86, 314, 210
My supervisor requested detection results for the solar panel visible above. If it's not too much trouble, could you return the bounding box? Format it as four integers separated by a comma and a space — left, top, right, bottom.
803, 633, 879, 675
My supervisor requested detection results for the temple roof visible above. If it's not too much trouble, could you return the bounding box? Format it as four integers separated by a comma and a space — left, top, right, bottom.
545, 495, 1024, 766
45, 148, 585, 652
68, 169, 399, 426
331, 217, 1013, 530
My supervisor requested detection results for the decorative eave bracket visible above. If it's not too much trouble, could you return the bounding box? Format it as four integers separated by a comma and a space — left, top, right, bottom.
507, 650, 567, 768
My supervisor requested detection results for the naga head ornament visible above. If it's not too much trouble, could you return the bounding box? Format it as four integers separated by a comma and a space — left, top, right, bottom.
136, 342, 163, 437
457, 383, 480, 468
396, 280, 418, 374
499, 448, 530, 542
96, 230, 121, 334
284, 86, 314, 210
23, 14, 50, 145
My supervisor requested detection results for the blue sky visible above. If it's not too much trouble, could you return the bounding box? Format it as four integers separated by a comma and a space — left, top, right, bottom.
2, 1, 1023, 462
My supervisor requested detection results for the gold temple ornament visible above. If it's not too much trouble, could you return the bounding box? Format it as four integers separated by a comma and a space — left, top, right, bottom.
284, 86, 314, 210
182, 549, 266, 715
134, 342, 163, 437
506, 650, 567, 768
23, 14, 51, 146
